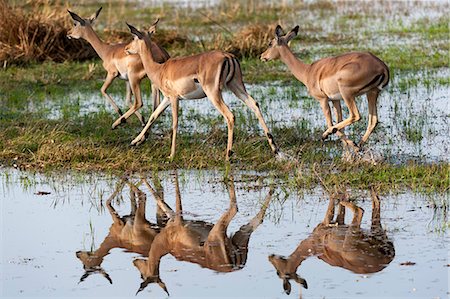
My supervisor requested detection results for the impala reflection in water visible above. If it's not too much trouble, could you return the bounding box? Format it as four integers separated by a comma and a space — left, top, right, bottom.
269, 189, 395, 295
134, 172, 273, 295
76, 177, 168, 284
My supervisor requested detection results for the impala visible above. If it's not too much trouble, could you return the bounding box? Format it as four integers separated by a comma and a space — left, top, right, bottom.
261, 25, 389, 152
269, 189, 395, 295
124, 21, 280, 161
67, 8, 170, 128
133, 172, 273, 295
76, 178, 170, 284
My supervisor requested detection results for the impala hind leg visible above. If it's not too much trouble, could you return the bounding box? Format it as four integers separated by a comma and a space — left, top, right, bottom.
131, 97, 171, 146
359, 90, 379, 148
228, 81, 279, 155
206, 89, 235, 160
125, 81, 146, 126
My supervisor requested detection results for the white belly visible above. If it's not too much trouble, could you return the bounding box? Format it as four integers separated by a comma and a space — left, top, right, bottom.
119, 72, 128, 80
328, 93, 343, 100
180, 84, 206, 100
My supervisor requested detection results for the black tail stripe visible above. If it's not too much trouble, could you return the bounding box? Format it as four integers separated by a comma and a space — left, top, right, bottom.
359, 74, 384, 92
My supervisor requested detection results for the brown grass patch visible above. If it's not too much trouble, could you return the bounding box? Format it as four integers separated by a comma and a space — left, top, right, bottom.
0, 0, 95, 65
211, 24, 276, 58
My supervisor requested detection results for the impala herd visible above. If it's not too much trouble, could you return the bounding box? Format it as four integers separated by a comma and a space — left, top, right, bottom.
67, 7, 389, 161
69, 7, 394, 296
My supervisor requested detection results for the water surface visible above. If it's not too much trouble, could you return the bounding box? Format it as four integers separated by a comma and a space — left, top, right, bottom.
1, 169, 448, 298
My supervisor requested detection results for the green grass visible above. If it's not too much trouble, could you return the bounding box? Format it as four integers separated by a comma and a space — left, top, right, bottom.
1, 1, 448, 195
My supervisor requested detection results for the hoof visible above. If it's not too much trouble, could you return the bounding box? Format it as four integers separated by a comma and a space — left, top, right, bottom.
321, 134, 328, 141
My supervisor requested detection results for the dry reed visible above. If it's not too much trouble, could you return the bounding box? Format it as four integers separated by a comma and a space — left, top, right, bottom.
0, 0, 95, 65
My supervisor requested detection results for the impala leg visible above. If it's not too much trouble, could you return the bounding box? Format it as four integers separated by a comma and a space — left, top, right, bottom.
206, 179, 238, 247
131, 97, 171, 146
359, 90, 379, 148
370, 188, 382, 232
126, 81, 146, 126
169, 98, 179, 161
322, 92, 360, 140
228, 82, 279, 155
331, 100, 358, 149
112, 77, 143, 129
151, 85, 161, 112
101, 73, 123, 116
207, 90, 235, 161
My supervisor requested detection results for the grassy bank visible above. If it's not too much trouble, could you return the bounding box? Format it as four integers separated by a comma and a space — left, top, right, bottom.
1, 1, 448, 194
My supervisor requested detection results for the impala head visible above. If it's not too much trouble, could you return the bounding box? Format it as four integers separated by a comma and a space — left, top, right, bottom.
76, 250, 112, 284
133, 258, 169, 296
125, 19, 159, 55
260, 25, 299, 62
269, 254, 308, 295
67, 7, 102, 40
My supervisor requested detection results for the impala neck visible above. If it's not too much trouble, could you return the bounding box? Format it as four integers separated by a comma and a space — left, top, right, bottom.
94, 235, 118, 257
278, 46, 310, 86
285, 238, 316, 273
83, 26, 109, 61
139, 40, 163, 86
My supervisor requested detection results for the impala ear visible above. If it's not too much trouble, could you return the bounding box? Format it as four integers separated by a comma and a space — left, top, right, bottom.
275, 25, 284, 45
68, 10, 86, 26
148, 18, 160, 35
293, 273, 308, 289
285, 25, 299, 43
126, 22, 144, 40
275, 25, 284, 38
89, 7, 102, 24
282, 278, 292, 295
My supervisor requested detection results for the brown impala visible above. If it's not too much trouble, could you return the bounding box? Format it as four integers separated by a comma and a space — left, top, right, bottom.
67, 8, 170, 129
76, 178, 169, 284
133, 172, 274, 295
124, 21, 280, 161
261, 25, 389, 152
269, 189, 395, 295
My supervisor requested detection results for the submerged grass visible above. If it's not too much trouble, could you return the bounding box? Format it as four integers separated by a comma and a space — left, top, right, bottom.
0, 112, 448, 194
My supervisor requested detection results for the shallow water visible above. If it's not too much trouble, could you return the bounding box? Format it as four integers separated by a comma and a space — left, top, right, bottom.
1, 169, 448, 298
31, 69, 450, 163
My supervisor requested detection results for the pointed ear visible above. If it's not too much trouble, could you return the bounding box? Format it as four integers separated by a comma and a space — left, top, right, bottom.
294, 273, 308, 289
68, 10, 85, 26
126, 22, 144, 40
282, 278, 292, 295
158, 279, 170, 296
89, 7, 102, 24
285, 25, 299, 43
148, 18, 160, 35
275, 25, 284, 38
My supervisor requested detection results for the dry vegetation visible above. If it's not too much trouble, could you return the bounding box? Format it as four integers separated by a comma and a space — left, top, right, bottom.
0, 0, 277, 64
0, 0, 95, 64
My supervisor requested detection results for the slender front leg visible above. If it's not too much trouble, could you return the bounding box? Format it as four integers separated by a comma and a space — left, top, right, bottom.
151, 85, 161, 112
331, 100, 359, 150
323, 90, 361, 139
112, 77, 143, 129
131, 97, 171, 146
101, 72, 123, 116
169, 98, 179, 161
